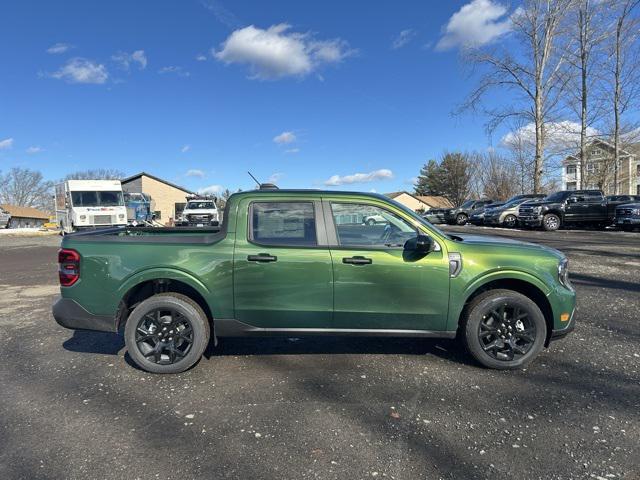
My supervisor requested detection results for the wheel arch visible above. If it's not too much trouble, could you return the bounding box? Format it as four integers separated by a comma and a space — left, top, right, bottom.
451, 274, 554, 346
116, 271, 214, 331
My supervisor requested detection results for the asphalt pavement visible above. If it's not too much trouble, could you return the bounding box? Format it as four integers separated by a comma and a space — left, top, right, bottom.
0, 227, 638, 480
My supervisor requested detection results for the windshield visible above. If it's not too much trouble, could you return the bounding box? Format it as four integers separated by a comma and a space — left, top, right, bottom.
543, 191, 571, 202
71, 191, 124, 207
459, 200, 475, 209
503, 198, 527, 208
186, 201, 216, 210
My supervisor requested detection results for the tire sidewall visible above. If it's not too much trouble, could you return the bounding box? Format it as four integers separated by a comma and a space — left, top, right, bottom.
456, 213, 468, 225
504, 215, 516, 228
464, 291, 547, 370
124, 294, 210, 374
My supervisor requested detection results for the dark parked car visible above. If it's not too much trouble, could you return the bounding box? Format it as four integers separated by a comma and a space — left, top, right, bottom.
444, 199, 495, 226
516, 190, 628, 231
468, 202, 504, 226
615, 201, 640, 231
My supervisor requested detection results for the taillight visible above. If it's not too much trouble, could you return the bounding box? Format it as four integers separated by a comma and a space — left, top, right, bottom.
58, 248, 80, 287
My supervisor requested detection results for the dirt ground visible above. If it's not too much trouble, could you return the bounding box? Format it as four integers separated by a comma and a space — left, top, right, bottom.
0, 227, 638, 480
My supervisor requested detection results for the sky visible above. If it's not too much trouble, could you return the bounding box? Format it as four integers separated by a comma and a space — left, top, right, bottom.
0, 0, 529, 194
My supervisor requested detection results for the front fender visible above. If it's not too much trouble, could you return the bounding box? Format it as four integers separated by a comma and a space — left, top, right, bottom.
446, 269, 552, 332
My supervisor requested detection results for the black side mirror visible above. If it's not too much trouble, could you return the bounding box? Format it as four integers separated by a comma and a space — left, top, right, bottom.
404, 234, 434, 253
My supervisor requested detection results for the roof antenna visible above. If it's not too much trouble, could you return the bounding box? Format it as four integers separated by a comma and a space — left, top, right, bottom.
247, 171, 261, 187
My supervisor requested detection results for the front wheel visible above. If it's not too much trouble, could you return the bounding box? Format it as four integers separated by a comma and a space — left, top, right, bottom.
366, 218, 376, 226
542, 213, 560, 231
124, 293, 210, 374
456, 213, 468, 226
503, 214, 517, 228
462, 289, 546, 370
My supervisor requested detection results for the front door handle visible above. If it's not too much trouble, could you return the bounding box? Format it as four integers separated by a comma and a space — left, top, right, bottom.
343, 256, 372, 265
247, 253, 278, 263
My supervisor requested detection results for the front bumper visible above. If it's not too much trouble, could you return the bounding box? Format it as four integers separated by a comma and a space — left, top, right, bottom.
550, 309, 576, 341
616, 217, 640, 225
517, 216, 543, 227
52, 297, 116, 332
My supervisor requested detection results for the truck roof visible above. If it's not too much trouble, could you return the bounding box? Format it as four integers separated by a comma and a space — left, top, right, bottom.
63, 179, 123, 191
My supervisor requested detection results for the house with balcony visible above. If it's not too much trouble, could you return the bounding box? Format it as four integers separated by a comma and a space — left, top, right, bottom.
562, 139, 640, 195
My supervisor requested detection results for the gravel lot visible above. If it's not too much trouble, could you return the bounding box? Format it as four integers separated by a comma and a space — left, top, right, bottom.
0, 228, 639, 480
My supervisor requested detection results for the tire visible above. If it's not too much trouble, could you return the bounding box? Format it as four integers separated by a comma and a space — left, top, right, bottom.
503, 214, 517, 228
542, 213, 560, 231
461, 289, 547, 370
124, 293, 210, 374
366, 218, 376, 226
456, 213, 468, 226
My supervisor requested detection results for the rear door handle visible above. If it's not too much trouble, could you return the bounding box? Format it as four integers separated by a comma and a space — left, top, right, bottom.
247, 253, 278, 263
343, 256, 372, 265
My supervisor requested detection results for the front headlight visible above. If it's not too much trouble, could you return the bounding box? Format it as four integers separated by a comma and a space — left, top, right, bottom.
632, 208, 640, 215
558, 258, 573, 291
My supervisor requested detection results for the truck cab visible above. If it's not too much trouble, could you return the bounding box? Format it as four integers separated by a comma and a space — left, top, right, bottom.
517, 190, 608, 231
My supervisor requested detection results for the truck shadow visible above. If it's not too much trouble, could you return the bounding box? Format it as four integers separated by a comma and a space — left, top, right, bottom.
61, 330, 478, 369
204, 336, 476, 366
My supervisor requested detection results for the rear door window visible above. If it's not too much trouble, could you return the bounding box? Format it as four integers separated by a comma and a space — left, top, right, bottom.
250, 202, 317, 246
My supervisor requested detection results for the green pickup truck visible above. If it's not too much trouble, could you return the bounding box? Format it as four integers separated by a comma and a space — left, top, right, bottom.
53, 188, 576, 373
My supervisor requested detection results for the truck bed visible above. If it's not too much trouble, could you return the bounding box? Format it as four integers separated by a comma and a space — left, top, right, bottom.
65, 225, 225, 244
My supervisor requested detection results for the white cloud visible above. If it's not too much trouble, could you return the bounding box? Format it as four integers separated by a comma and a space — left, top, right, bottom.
50, 58, 109, 84
273, 131, 296, 144
26, 146, 43, 154
324, 168, 393, 186
196, 54, 208, 61
198, 184, 224, 195
112, 50, 147, 70
392, 29, 416, 49
285, 148, 300, 154
158, 66, 190, 77
185, 169, 205, 178
267, 172, 283, 183
181, 144, 191, 153
0, 138, 14, 150
47, 43, 72, 54
436, 0, 512, 51
213, 23, 355, 80
501, 121, 600, 153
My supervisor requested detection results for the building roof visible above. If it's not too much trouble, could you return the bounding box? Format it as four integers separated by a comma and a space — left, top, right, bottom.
415, 195, 453, 208
121, 172, 195, 195
0, 204, 49, 220
384, 191, 453, 208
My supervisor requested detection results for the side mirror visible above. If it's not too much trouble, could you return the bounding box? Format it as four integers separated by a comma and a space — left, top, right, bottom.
404, 234, 434, 253
567, 197, 577, 203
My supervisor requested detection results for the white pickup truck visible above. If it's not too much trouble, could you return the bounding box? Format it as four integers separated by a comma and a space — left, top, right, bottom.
179, 196, 219, 227
0, 207, 11, 228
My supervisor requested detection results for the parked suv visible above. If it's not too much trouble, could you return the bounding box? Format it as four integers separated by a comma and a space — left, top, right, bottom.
485, 195, 546, 228
615, 200, 640, 231
444, 199, 495, 226
0, 207, 11, 229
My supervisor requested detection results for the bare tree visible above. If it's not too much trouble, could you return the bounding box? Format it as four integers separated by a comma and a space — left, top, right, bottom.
0, 168, 54, 212
463, 0, 573, 193
565, 0, 609, 187
475, 151, 521, 200
605, 0, 640, 193
65, 169, 126, 180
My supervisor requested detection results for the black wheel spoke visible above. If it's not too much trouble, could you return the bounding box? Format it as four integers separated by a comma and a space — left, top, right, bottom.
134, 307, 194, 365
478, 301, 536, 362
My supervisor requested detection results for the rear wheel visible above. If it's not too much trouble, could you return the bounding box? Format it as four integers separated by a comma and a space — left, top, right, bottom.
366, 218, 376, 226
124, 293, 210, 374
456, 213, 468, 226
542, 213, 560, 231
462, 289, 546, 370
503, 214, 517, 228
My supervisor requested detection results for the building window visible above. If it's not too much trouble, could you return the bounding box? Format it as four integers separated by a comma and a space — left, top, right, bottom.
154, 210, 162, 220
566, 182, 577, 190
566, 165, 577, 176
591, 148, 602, 157
587, 163, 599, 174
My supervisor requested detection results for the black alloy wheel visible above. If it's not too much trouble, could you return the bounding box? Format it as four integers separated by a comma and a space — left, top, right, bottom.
135, 309, 194, 365
478, 304, 535, 361
503, 214, 517, 228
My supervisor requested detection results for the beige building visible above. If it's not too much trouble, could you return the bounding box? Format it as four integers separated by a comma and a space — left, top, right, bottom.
562, 139, 640, 195
121, 172, 194, 225
385, 191, 453, 212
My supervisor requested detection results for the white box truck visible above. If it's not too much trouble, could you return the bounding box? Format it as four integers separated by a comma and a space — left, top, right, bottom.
55, 180, 128, 233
